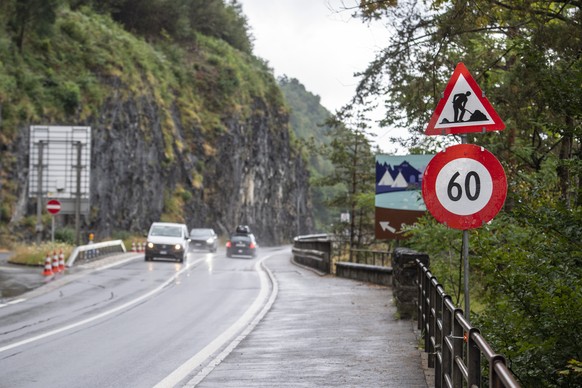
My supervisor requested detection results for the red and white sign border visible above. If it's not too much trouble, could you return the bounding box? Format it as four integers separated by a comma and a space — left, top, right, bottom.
425, 62, 505, 135
422, 144, 507, 230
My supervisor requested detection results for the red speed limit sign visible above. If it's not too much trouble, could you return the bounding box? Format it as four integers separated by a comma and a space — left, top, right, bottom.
422, 144, 507, 230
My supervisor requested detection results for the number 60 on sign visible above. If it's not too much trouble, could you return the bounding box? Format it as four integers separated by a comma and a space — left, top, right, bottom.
422, 144, 507, 230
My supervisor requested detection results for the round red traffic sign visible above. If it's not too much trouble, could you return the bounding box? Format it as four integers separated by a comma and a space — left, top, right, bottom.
46, 199, 61, 215
422, 144, 507, 230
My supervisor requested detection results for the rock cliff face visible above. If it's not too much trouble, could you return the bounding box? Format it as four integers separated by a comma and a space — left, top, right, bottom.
11, 92, 310, 245
84, 88, 310, 245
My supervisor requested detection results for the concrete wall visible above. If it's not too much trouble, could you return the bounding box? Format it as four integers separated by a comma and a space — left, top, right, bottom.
335, 262, 393, 286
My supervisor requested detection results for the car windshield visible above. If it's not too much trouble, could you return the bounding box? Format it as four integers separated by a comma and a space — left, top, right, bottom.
191, 229, 212, 237
150, 226, 182, 237
231, 235, 251, 243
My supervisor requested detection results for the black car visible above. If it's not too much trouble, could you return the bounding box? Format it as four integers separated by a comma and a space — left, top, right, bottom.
226, 233, 257, 258
189, 228, 218, 252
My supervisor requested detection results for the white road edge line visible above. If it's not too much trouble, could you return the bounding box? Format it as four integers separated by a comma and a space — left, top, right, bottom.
154, 252, 280, 388
0, 258, 204, 354
0, 298, 26, 309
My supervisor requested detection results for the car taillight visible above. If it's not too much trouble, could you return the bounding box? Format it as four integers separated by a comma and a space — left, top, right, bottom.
249, 242, 256, 249
226, 241, 231, 248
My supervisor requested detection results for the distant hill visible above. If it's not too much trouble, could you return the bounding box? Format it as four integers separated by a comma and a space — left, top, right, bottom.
278, 76, 335, 232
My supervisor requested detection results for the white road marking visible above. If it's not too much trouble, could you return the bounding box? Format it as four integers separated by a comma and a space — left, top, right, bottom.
0, 258, 204, 354
0, 298, 26, 309
154, 252, 280, 388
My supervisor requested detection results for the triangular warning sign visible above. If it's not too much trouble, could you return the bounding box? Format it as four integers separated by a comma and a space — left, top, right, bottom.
425, 63, 505, 135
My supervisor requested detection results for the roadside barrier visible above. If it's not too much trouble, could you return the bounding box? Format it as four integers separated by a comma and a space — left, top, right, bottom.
66, 240, 126, 267
43, 253, 54, 276
132, 242, 137, 252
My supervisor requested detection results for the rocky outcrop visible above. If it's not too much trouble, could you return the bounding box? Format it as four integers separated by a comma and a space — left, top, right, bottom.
85, 87, 311, 245
9, 76, 311, 247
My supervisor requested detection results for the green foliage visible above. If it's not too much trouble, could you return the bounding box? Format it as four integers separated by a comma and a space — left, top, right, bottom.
406, 181, 582, 386
0, 0, 62, 51
54, 227, 76, 244
317, 113, 376, 246
353, 1, 581, 385
94, 0, 253, 54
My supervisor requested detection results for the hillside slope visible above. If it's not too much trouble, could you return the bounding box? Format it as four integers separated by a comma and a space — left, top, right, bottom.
0, 7, 312, 244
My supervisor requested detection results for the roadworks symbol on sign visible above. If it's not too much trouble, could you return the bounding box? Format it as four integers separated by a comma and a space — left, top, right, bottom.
425, 62, 505, 135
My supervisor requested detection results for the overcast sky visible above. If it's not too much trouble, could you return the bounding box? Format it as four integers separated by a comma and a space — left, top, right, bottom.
238, 0, 406, 153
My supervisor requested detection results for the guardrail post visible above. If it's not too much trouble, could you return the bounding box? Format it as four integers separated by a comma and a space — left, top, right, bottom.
441, 296, 453, 388
467, 328, 482, 387
452, 311, 464, 387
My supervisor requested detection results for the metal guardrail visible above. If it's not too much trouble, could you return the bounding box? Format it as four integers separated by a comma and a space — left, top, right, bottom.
349, 248, 391, 267
66, 240, 126, 267
417, 259, 521, 388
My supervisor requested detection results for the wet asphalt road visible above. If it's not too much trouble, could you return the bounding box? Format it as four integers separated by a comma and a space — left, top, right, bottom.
0, 249, 433, 387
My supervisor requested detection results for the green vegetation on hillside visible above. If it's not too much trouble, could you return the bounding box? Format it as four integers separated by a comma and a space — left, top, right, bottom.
0, 1, 291, 242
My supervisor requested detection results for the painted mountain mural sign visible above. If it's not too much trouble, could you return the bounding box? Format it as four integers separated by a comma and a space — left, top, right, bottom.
375, 154, 435, 240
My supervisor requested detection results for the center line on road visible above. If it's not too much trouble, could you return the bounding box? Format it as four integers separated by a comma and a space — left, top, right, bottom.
154, 250, 281, 388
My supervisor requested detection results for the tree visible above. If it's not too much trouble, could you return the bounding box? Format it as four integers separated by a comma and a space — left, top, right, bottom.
346, 1, 582, 385
100, 0, 253, 53
1, 0, 62, 51
318, 111, 376, 248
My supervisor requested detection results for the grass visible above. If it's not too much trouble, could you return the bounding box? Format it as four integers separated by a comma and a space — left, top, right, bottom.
9, 242, 74, 266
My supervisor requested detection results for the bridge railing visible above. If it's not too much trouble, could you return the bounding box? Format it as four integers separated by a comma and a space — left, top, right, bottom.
292, 234, 332, 274
417, 259, 521, 388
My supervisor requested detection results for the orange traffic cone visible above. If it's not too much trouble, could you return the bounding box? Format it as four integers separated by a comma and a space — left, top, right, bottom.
52, 251, 61, 273
43, 253, 54, 276
58, 250, 66, 272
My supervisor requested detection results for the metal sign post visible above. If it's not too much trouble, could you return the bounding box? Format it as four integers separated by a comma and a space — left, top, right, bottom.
35, 141, 45, 244
422, 63, 507, 323
463, 229, 470, 319
461, 136, 470, 321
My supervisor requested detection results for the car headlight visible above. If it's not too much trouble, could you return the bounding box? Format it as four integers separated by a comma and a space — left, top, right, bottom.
147, 242, 154, 249
206, 238, 214, 244
174, 244, 182, 250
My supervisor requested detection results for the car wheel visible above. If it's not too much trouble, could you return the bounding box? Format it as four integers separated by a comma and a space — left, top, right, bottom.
145, 255, 150, 261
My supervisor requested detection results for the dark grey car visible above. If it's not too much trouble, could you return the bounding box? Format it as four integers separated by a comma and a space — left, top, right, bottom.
226, 233, 257, 258
189, 228, 218, 252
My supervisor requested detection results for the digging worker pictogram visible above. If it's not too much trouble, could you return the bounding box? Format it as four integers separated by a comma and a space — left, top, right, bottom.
452, 91, 471, 122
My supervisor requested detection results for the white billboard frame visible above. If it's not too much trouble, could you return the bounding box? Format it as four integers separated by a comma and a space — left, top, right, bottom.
29, 125, 91, 215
